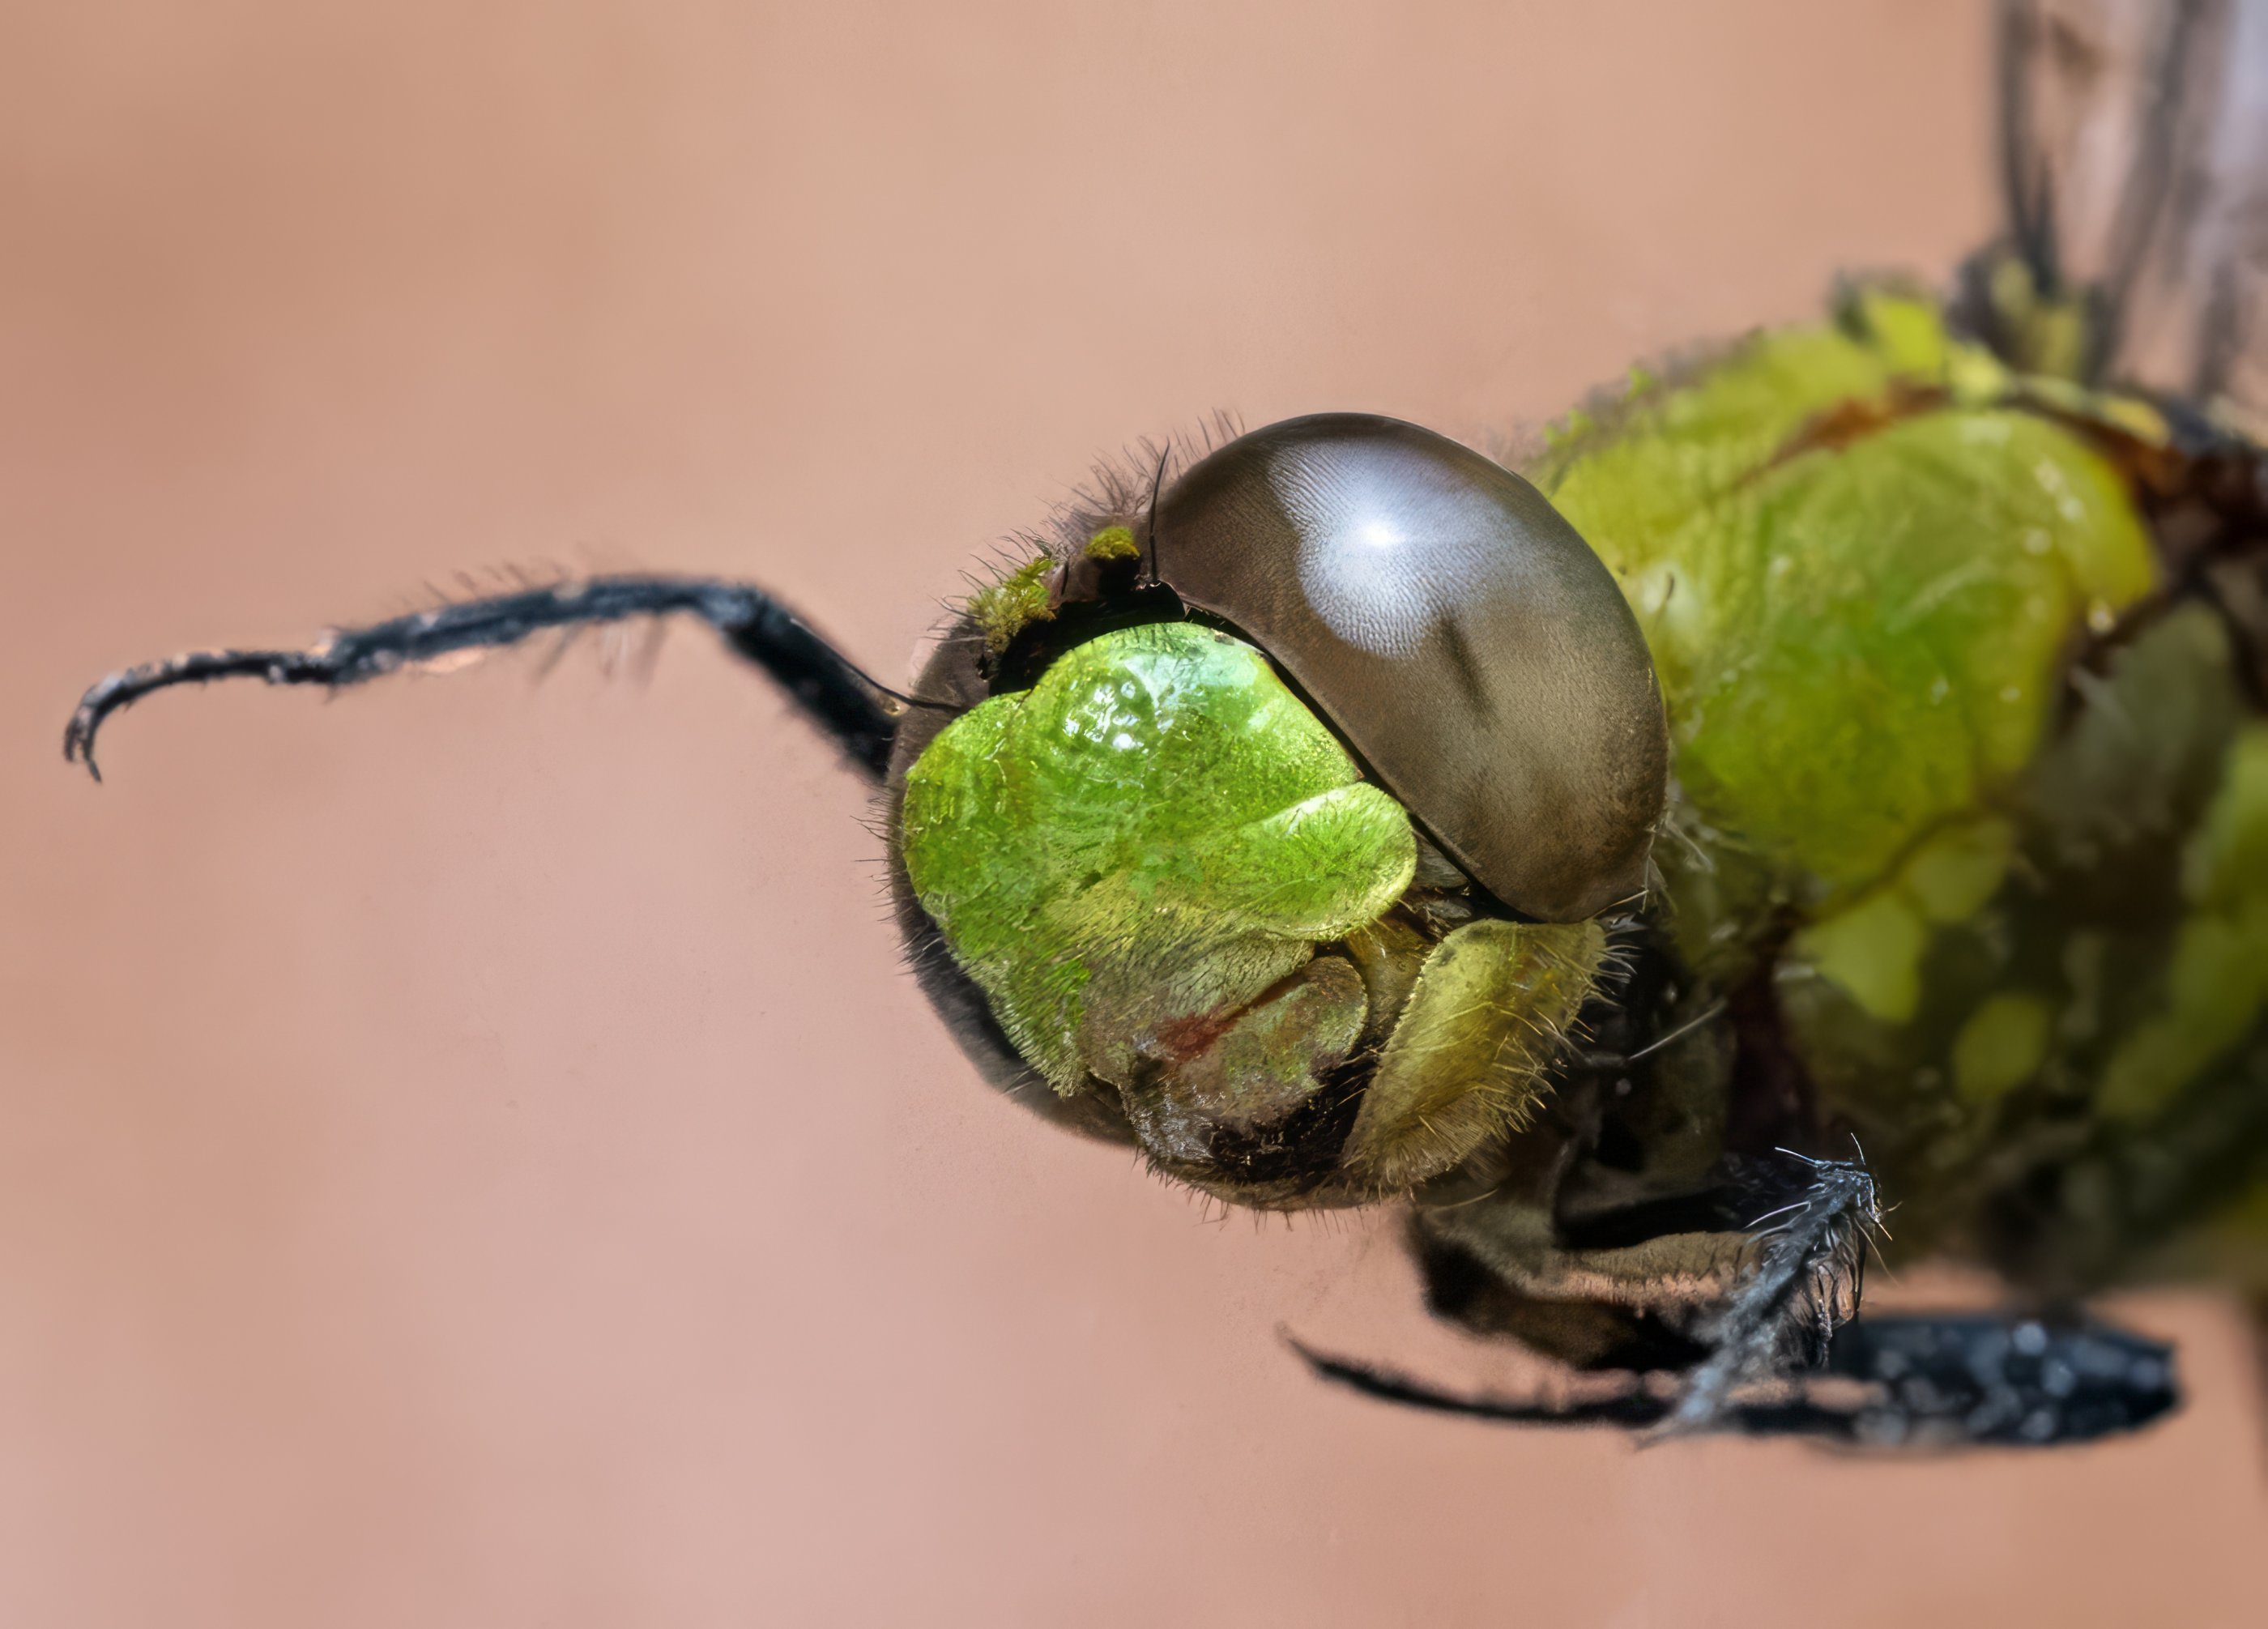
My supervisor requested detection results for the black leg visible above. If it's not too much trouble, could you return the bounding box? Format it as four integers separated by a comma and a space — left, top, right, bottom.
1649, 1152, 1882, 1439
1290, 1312, 2178, 1448
1285, 1336, 1675, 1431
1820, 1314, 2179, 1447
63, 575, 936, 783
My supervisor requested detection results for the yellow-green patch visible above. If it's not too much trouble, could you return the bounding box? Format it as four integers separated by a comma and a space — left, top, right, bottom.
1084, 525, 1139, 561
968, 556, 1054, 655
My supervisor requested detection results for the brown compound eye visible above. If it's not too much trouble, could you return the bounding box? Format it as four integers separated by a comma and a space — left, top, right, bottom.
1153, 413, 1668, 921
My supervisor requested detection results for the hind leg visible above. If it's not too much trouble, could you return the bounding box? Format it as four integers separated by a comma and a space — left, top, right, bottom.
1293, 1310, 2179, 1447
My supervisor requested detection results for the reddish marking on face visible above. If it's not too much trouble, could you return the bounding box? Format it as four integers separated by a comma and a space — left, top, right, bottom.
1149, 967, 1319, 1066
1152, 1006, 1238, 1064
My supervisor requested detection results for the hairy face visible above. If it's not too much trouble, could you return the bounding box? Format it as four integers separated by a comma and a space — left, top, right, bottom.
899, 617, 1610, 1207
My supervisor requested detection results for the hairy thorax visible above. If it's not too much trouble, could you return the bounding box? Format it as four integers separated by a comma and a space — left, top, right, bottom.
1531, 289, 2268, 1292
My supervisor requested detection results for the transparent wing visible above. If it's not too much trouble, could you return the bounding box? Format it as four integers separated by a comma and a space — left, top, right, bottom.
1990, 0, 2268, 418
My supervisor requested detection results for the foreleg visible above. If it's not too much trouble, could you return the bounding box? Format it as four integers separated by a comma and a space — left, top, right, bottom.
64, 574, 930, 782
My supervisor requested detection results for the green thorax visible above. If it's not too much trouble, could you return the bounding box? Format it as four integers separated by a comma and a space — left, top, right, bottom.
1527, 289, 2158, 943
1526, 288, 2268, 1275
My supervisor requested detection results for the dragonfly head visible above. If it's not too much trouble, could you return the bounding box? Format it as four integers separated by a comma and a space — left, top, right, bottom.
889, 415, 1669, 1207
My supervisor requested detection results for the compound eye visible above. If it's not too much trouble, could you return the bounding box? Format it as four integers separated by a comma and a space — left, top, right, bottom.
1153, 413, 1667, 921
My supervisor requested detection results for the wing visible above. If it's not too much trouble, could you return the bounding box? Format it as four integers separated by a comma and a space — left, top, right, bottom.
1985, 0, 2268, 420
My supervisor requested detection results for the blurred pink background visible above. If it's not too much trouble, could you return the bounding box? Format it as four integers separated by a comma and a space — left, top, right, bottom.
4, 2, 2263, 1624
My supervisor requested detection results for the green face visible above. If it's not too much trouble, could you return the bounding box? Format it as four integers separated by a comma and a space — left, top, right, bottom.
902, 621, 1418, 1098
900, 619, 1606, 1206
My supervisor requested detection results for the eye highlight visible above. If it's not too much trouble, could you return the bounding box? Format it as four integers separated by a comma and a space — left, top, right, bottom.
1153, 413, 1669, 922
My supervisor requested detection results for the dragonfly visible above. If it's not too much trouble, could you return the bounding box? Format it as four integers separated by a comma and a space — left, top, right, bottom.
59, 0, 2268, 1449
